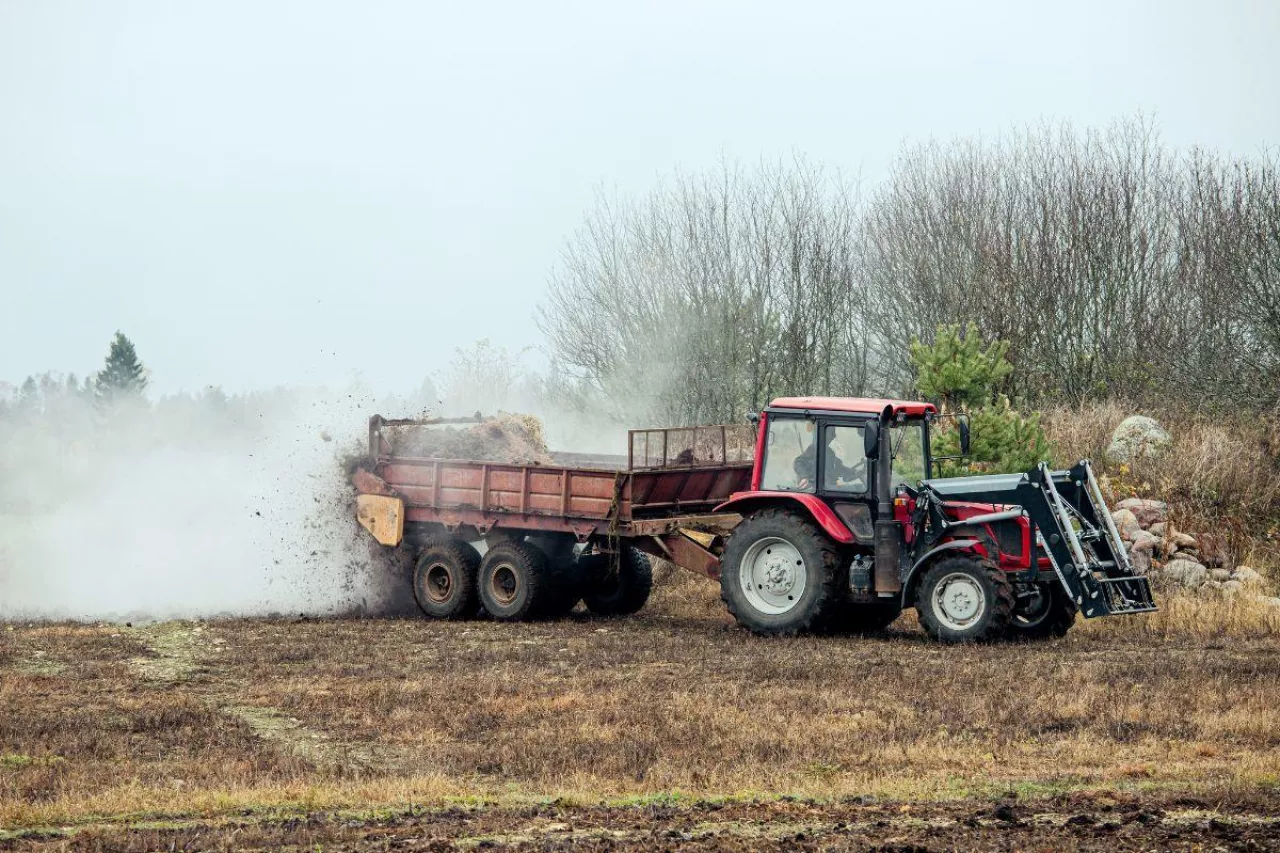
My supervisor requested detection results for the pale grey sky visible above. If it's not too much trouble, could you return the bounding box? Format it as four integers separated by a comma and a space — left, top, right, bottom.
2, 0, 1278, 396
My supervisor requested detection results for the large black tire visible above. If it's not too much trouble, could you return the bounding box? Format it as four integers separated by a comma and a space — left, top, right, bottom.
525, 535, 584, 618
825, 599, 903, 635
412, 537, 481, 620
720, 508, 843, 636
915, 556, 1014, 643
1005, 580, 1077, 640
478, 540, 549, 621
582, 547, 653, 616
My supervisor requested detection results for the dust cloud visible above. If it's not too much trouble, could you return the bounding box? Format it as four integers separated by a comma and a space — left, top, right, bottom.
0, 389, 409, 622
0, 363, 657, 622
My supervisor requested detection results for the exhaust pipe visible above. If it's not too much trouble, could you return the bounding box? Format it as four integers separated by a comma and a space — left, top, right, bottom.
871, 408, 902, 595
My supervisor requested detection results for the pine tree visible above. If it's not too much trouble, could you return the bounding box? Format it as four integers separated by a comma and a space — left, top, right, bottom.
911, 324, 1048, 476
17, 376, 39, 412
909, 322, 1012, 413
94, 332, 148, 404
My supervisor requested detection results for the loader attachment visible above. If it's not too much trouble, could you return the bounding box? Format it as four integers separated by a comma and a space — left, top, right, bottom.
1026, 461, 1157, 618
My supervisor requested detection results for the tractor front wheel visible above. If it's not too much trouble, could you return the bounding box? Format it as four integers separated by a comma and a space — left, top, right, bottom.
720, 508, 842, 635
915, 556, 1014, 643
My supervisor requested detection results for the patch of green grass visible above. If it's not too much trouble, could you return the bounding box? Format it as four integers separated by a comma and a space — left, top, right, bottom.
1, 753, 65, 770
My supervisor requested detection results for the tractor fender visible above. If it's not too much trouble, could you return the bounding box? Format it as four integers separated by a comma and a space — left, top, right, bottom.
900, 538, 984, 605
714, 492, 855, 544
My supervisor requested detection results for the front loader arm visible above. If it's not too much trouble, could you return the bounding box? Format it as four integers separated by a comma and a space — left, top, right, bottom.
1026, 462, 1156, 618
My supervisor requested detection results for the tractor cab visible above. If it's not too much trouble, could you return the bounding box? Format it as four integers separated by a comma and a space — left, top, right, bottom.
755, 396, 937, 508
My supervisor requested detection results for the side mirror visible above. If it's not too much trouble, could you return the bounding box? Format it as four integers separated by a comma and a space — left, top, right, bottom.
863, 421, 880, 458
958, 416, 971, 456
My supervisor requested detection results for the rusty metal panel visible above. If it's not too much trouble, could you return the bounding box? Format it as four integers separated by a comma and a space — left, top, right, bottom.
630, 465, 752, 513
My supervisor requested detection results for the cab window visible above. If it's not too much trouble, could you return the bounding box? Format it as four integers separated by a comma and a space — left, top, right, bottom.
761, 417, 815, 492
890, 421, 927, 487
822, 424, 868, 493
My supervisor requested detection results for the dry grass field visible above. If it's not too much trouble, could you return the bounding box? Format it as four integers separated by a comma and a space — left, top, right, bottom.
2, 569, 1279, 851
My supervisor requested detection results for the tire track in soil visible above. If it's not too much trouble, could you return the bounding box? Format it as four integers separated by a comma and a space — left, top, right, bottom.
125, 621, 413, 775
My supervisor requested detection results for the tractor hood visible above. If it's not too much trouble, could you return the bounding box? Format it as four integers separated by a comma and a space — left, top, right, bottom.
921, 472, 1029, 503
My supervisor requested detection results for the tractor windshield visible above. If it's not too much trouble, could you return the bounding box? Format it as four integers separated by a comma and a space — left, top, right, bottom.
890, 420, 928, 487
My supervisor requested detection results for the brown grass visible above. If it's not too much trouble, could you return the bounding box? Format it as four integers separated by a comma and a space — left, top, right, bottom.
3, 572, 1279, 835
1041, 401, 1280, 575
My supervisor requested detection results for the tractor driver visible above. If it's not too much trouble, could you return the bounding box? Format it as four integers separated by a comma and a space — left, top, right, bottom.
794, 425, 866, 491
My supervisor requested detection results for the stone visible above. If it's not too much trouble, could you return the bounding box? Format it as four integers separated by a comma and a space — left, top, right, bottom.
1171, 531, 1197, 550
1111, 508, 1142, 542
1196, 533, 1230, 568
1130, 530, 1157, 554
1106, 415, 1172, 464
1209, 568, 1232, 582
1162, 558, 1208, 589
1130, 547, 1152, 575
1231, 566, 1264, 586
1222, 580, 1244, 596
1149, 522, 1167, 537
1116, 497, 1169, 526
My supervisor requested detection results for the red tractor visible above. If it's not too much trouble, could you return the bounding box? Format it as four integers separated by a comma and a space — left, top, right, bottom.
353, 397, 1155, 642
713, 397, 1155, 641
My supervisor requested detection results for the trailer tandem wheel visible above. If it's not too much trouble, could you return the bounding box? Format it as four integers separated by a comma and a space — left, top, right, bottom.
412, 537, 481, 620
478, 541, 550, 621
582, 548, 653, 616
525, 534, 586, 618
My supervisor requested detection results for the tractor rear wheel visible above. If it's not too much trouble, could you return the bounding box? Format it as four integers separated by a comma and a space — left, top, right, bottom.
583, 547, 653, 616
915, 556, 1014, 643
413, 537, 481, 619
1005, 581, 1077, 640
478, 540, 549, 621
720, 508, 842, 635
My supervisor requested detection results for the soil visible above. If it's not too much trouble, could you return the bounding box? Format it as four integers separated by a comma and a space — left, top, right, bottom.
6, 790, 1278, 851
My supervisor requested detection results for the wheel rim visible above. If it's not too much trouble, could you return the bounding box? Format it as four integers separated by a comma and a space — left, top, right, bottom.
739, 536, 807, 615
490, 564, 520, 606
931, 572, 987, 631
1014, 586, 1050, 627
424, 562, 454, 603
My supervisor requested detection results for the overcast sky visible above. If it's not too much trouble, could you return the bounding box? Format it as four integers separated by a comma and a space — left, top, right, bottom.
2, 0, 1278, 396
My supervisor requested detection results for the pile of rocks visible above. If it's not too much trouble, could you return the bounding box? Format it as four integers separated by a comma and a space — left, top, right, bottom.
1111, 497, 1266, 594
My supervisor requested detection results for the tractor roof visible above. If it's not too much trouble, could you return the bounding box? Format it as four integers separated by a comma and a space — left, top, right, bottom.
768, 396, 938, 417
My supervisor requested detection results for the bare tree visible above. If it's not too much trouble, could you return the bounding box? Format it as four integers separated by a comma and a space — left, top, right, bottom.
538, 158, 869, 425
540, 119, 1280, 420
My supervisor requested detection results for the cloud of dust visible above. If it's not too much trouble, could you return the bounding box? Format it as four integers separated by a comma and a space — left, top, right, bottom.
0, 388, 409, 622
0, 341, 690, 624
